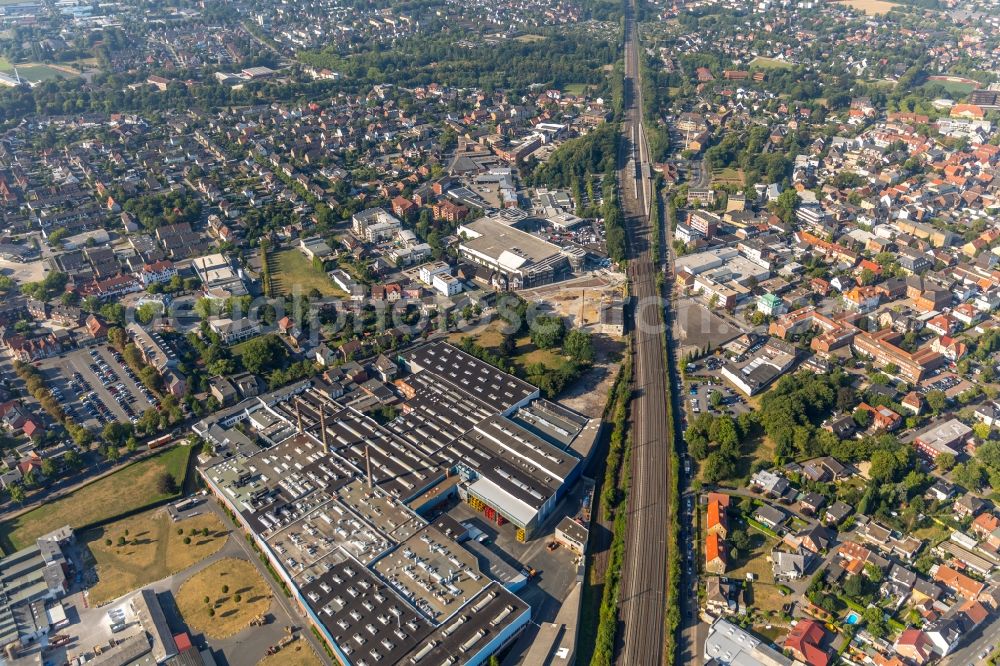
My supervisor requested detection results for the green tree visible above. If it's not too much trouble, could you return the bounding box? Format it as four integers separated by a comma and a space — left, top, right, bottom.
843, 573, 864, 599
869, 449, 900, 483
239, 335, 287, 374
563, 329, 594, 364
936, 452, 956, 472
702, 451, 736, 483
136, 302, 163, 325
954, 460, 985, 490
925, 390, 947, 414
529, 315, 566, 350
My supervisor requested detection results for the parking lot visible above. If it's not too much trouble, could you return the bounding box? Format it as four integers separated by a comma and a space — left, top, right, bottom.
684, 378, 750, 418
37, 345, 158, 429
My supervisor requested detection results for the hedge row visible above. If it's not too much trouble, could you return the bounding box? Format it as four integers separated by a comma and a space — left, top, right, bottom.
590, 340, 634, 666
657, 179, 682, 666
599, 342, 634, 522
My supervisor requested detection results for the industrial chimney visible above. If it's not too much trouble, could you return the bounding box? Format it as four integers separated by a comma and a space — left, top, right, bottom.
319, 406, 328, 454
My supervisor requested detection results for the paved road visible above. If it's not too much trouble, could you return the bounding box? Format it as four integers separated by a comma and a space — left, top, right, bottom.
615, 2, 676, 664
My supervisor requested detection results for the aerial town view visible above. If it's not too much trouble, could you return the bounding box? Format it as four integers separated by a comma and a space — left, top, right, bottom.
2, 0, 1000, 665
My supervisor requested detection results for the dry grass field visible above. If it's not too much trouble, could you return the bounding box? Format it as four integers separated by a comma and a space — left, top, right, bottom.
85, 508, 228, 605
258, 638, 323, 666
177, 558, 272, 639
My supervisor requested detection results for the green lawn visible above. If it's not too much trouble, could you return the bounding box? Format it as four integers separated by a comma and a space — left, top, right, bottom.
513, 335, 572, 374
515, 34, 547, 43
272, 249, 345, 298
749, 56, 793, 70
563, 83, 590, 96
0, 446, 194, 553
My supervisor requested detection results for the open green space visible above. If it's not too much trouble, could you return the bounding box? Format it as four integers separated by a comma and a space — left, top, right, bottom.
448, 321, 576, 377
514, 34, 547, 43
271, 249, 345, 298
711, 167, 745, 186
562, 82, 590, 95
749, 56, 793, 70
0, 445, 194, 553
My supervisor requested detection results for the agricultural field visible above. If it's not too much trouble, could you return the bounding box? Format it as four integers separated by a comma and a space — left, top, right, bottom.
271, 249, 345, 298
836, 0, 899, 15
0, 445, 193, 553
176, 558, 273, 639
84, 508, 229, 605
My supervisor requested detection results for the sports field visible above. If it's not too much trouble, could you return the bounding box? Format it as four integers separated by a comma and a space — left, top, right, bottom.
749, 56, 792, 70
836, 0, 898, 15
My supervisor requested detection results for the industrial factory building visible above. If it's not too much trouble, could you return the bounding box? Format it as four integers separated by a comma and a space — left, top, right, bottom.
194, 341, 598, 665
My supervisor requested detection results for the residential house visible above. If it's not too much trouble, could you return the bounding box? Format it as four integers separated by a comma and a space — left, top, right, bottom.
933, 564, 985, 601
783, 620, 830, 666
754, 504, 787, 530
824, 501, 853, 526
706, 533, 728, 574
894, 629, 934, 665
772, 546, 815, 582
954, 494, 986, 520
707, 497, 729, 538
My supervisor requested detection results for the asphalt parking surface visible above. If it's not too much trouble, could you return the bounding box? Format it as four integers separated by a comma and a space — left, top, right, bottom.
684, 378, 750, 418
38, 345, 158, 429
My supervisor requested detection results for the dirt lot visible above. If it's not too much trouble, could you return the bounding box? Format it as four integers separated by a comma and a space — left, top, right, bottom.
176, 558, 272, 639
84, 507, 229, 605
675, 298, 743, 356
519, 272, 626, 329
559, 332, 625, 417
